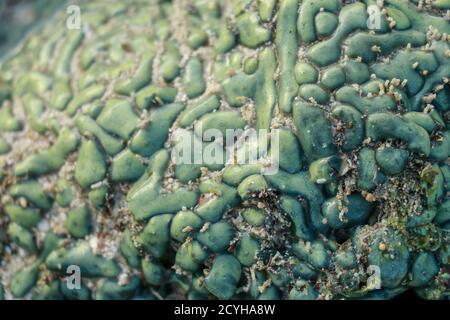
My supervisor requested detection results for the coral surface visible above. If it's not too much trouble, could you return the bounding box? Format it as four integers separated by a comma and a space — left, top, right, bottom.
0, 0, 449, 300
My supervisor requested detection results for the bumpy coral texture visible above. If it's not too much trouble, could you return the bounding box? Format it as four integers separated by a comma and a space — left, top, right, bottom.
0, 0, 449, 300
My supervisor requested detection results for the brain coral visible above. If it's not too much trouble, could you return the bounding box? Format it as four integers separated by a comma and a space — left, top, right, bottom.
0, 0, 449, 300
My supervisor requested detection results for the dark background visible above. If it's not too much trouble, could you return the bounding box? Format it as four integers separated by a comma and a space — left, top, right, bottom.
0, 0, 64, 57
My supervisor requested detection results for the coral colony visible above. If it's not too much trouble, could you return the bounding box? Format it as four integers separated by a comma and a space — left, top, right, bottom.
0, 0, 449, 300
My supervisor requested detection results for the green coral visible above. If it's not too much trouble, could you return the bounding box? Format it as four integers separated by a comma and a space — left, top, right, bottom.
0, 0, 449, 301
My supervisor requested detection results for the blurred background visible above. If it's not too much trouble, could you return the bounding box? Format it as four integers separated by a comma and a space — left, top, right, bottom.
0, 0, 64, 57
